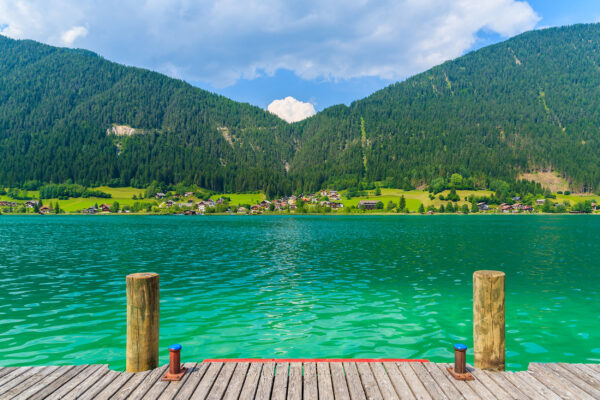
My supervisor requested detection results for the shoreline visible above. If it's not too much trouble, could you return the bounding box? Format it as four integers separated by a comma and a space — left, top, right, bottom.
1, 212, 598, 217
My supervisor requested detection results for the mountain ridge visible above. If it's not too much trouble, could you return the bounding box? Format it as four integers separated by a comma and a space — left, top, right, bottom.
2, 23, 600, 194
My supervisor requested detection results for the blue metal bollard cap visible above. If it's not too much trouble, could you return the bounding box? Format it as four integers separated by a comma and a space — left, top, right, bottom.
169, 344, 182, 351
454, 343, 467, 351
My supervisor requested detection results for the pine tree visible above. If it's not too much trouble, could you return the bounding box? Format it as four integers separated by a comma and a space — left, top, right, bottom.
398, 195, 406, 212
418, 203, 425, 214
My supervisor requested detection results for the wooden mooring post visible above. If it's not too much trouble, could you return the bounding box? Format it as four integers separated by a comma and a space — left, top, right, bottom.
126, 272, 160, 372
473, 270, 505, 371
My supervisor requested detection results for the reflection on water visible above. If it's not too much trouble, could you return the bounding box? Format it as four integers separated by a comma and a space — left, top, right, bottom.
0, 215, 599, 371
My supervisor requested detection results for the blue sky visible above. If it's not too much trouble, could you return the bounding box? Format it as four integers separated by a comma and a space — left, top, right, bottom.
0, 1, 598, 121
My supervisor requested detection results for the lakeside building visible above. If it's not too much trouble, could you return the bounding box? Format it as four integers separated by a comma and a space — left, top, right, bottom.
357, 200, 379, 210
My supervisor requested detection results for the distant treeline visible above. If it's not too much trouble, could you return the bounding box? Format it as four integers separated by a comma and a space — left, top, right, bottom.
38, 184, 111, 200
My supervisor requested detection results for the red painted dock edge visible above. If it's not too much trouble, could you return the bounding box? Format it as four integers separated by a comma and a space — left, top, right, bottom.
203, 358, 429, 363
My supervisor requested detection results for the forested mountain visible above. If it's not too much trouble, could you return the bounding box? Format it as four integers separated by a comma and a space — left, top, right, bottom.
0, 36, 293, 195
290, 23, 600, 193
2, 23, 600, 194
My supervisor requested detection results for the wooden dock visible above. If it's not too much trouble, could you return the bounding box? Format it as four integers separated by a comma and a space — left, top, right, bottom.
1, 361, 600, 399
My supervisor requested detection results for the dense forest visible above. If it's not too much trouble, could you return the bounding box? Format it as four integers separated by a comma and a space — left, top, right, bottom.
2, 23, 600, 194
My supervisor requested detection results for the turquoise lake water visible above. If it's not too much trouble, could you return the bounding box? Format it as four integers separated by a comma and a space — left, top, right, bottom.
0, 215, 599, 371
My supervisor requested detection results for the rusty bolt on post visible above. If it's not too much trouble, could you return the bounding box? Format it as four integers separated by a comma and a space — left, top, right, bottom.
161, 344, 187, 381
447, 343, 474, 381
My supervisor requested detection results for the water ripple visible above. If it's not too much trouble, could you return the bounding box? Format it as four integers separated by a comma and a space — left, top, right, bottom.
0, 215, 599, 371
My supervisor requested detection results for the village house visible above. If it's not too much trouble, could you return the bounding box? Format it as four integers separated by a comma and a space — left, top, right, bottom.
82, 206, 97, 214
25, 200, 39, 208
328, 191, 341, 201
536, 199, 546, 205
250, 205, 262, 214
155, 193, 166, 199
499, 203, 512, 213
0, 201, 18, 207
183, 210, 196, 215
237, 206, 248, 214
100, 204, 111, 212
39, 205, 52, 214
477, 202, 490, 211
358, 200, 379, 210
319, 190, 328, 197
184, 192, 194, 197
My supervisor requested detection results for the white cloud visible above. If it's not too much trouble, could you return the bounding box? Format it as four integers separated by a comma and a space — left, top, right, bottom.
0, 0, 540, 85
268, 97, 316, 123
60, 26, 87, 46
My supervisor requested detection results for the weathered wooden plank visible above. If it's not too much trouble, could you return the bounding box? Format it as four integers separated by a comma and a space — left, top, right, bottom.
287, 362, 303, 400
528, 363, 594, 400
74, 369, 122, 400
0, 366, 58, 399
222, 362, 249, 400
124, 365, 169, 400
461, 370, 497, 400
552, 363, 600, 399
330, 363, 351, 400
499, 371, 545, 400
138, 366, 176, 400
302, 362, 318, 400
317, 363, 335, 400
421, 362, 464, 400
28, 364, 89, 400
191, 362, 224, 400
255, 362, 275, 400
466, 367, 510, 400
547, 363, 600, 398
271, 362, 290, 400
482, 370, 530, 400
343, 362, 367, 400
46, 364, 105, 399
0, 366, 41, 396
87, 369, 134, 400
206, 362, 237, 400
0, 367, 32, 391
408, 362, 448, 400
570, 364, 600, 388
513, 371, 563, 400
112, 369, 153, 400
356, 362, 383, 400
395, 362, 431, 400
530, 362, 597, 399
11, 366, 72, 400
382, 362, 415, 400
238, 363, 262, 400
431, 364, 478, 400
0, 367, 18, 380
368, 362, 399, 400
158, 362, 198, 400
54, 364, 110, 400
586, 364, 600, 374
174, 362, 211, 400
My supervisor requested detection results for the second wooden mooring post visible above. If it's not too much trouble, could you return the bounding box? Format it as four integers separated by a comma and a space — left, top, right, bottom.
473, 270, 505, 371
126, 272, 160, 372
